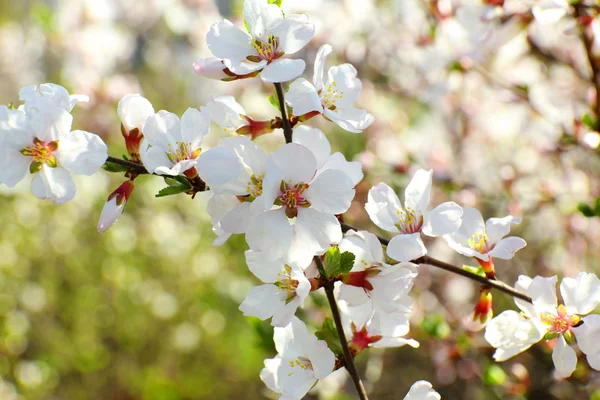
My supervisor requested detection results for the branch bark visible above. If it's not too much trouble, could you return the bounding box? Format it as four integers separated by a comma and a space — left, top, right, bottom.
105, 156, 149, 174
574, 5, 600, 130
274, 83, 294, 143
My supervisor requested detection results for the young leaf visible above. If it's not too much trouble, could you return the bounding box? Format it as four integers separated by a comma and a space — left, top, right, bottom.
156, 185, 190, 198
462, 265, 486, 277
102, 161, 131, 173
323, 247, 355, 278
578, 203, 596, 218
315, 318, 343, 356
582, 113, 597, 130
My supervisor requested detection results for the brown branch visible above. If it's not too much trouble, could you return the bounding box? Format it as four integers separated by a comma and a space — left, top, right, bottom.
315, 257, 369, 400
574, 5, 600, 130
274, 83, 294, 143
105, 156, 149, 174
340, 222, 532, 303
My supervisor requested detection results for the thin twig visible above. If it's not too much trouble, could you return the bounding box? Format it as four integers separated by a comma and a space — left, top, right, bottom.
574, 5, 600, 130
105, 156, 149, 174
315, 257, 369, 400
340, 222, 532, 303
274, 83, 294, 143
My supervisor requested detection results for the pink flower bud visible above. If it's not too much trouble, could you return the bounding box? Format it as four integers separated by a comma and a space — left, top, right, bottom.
97, 180, 135, 233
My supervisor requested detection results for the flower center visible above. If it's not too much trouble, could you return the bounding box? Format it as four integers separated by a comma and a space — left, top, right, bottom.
320, 81, 343, 110
468, 232, 489, 253
166, 141, 201, 164
275, 181, 311, 218
20, 137, 59, 173
274, 265, 299, 293
249, 34, 282, 63
540, 304, 582, 334
288, 356, 313, 372
244, 173, 264, 201
395, 207, 423, 234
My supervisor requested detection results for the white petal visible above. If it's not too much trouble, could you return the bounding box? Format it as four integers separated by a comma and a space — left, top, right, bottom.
305, 169, 354, 214
206, 20, 253, 63
239, 284, 285, 320
305, 340, 335, 379
313, 44, 333, 91
387, 233, 427, 262
286, 78, 323, 116
192, 57, 229, 80
140, 142, 173, 174
142, 110, 181, 149
154, 160, 196, 176
326, 64, 361, 108
422, 201, 463, 237
270, 16, 315, 55
552, 335, 577, 379
118, 94, 154, 132
339, 230, 385, 268
180, 107, 210, 150
364, 182, 401, 233
404, 169, 432, 213
485, 215, 521, 246
97, 197, 125, 233
488, 236, 527, 260
443, 233, 487, 260
57, 130, 108, 175
270, 143, 317, 184
289, 208, 342, 262
560, 272, 600, 316
403, 380, 441, 400
338, 284, 370, 307
33, 108, 73, 142
31, 166, 76, 204
261, 58, 306, 83
244, 0, 283, 37
484, 310, 545, 362
196, 147, 242, 188
220, 202, 256, 234
207, 96, 246, 129
260, 357, 281, 394
528, 275, 559, 315
514, 275, 537, 318
447, 206, 486, 246
321, 152, 363, 186
0, 148, 30, 188
573, 314, 600, 356
323, 107, 374, 133
292, 126, 331, 169
532, 0, 568, 24
246, 210, 293, 260
219, 136, 268, 175
245, 250, 287, 283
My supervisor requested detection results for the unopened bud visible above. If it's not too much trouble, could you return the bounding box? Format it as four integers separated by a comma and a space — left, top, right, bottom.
118, 94, 154, 161
97, 180, 135, 233
193, 57, 231, 81
465, 288, 493, 332
236, 116, 282, 139
476, 256, 496, 279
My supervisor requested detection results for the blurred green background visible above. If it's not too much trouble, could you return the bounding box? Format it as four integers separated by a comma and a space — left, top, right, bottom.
1, 0, 600, 399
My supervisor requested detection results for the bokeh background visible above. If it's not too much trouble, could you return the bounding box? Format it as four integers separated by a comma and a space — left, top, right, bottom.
1, 0, 600, 399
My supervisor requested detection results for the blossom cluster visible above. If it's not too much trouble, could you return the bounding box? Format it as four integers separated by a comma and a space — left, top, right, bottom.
1, 0, 600, 399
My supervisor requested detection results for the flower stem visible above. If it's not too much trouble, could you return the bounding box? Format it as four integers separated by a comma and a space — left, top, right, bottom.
314, 257, 369, 400
274, 83, 294, 144
105, 156, 149, 174
339, 222, 532, 303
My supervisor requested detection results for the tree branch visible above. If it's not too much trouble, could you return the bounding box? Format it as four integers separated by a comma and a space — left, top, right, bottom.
105, 156, 149, 174
574, 5, 600, 130
274, 83, 294, 143
340, 222, 532, 303
314, 257, 369, 400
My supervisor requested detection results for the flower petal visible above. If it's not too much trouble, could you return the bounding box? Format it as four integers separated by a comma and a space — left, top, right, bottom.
387, 233, 427, 262
573, 314, 600, 356
196, 147, 242, 188
286, 78, 323, 116
485, 215, 522, 245
403, 380, 441, 400
484, 310, 545, 362
292, 126, 331, 169
321, 152, 363, 186
118, 94, 154, 132
180, 107, 210, 150
270, 142, 317, 184
404, 169, 432, 213
289, 208, 342, 263
97, 197, 125, 233
488, 236, 527, 260
552, 335, 577, 379
0, 147, 31, 188
142, 110, 181, 149
560, 272, 600, 316
365, 182, 401, 233
422, 201, 463, 237
220, 201, 256, 234
528, 275, 558, 315
313, 44, 333, 90
239, 284, 285, 321
57, 130, 108, 175
323, 107, 374, 133
447, 206, 486, 246
325, 64, 361, 108
206, 20, 253, 64
261, 58, 306, 83
31, 166, 76, 204
246, 210, 293, 261
270, 15, 315, 55
305, 169, 355, 214
207, 96, 246, 129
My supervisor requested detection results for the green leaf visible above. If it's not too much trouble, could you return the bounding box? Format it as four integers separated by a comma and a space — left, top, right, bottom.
484, 364, 507, 386
582, 113, 597, 130
156, 185, 190, 198
156, 176, 192, 198
267, 94, 281, 111
164, 176, 192, 188
462, 264, 486, 277
102, 160, 131, 173
268, 0, 283, 6
578, 203, 596, 217
323, 247, 355, 279
315, 318, 343, 356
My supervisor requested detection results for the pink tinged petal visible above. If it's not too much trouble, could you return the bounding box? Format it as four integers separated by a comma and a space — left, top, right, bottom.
404, 169, 432, 213
552, 335, 577, 379
313, 44, 333, 90
239, 284, 286, 320
142, 110, 182, 149
306, 340, 335, 379
180, 107, 210, 150
290, 208, 342, 263
448, 206, 486, 245
220, 202, 255, 234
365, 182, 401, 233
246, 210, 293, 260
31, 165, 76, 204
261, 58, 306, 83
528, 275, 559, 315
207, 96, 246, 129
206, 20, 253, 64
56, 130, 108, 175
0, 148, 31, 188
487, 236, 527, 260
321, 152, 363, 186
260, 356, 281, 393
422, 201, 463, 237
485, 215, 522, 246
560, 272, 600, 316
286, 78, 323, 116
117, 94, 154, 132
305, 169, 354, 214
322, 107, 374, 133
403, 381, 441, 400
484, 310, 545, 362
292, 126, 331, 169
269, 16, 315, 55
387, 233, 427, 262
270, 143, 317, 184
196, 147, 242, 187
97, 197, 125, 233
192, 57, 229, 80
573, 314, 600, 356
